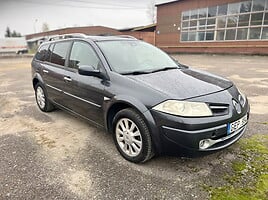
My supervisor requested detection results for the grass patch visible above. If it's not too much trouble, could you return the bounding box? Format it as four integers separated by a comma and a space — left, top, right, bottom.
205, 134, 268, 200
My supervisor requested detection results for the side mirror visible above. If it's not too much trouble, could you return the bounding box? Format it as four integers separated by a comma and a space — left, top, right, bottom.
78, 65, 101, 77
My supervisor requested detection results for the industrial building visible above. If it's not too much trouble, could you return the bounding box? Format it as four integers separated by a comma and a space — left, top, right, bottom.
156, 0, 268, 54
26, 25, 155, 51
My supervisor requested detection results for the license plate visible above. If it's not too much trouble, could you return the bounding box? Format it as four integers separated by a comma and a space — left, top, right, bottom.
227, 115, 247, 134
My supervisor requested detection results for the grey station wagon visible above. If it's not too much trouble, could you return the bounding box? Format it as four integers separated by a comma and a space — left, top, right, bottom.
32, 34, 250, 163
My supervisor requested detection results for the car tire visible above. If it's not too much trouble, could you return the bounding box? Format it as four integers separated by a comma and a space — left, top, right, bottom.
112, 108, 154, 163
35, 83, 54, 112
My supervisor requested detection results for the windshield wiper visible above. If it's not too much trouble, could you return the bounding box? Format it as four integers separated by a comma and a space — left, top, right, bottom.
121, 70, 151, 75
149, 66, 178, 73
121, 66, 179, 75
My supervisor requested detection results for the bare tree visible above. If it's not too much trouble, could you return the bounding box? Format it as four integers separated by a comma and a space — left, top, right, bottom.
147, 0, 157, 23
42, 23, 50, 32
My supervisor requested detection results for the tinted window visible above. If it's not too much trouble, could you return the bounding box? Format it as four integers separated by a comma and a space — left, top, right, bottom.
252, 0, 265, 11
216, 30, 225, 40
198, 8, 207, 18
197, 32, 205, 41
217, 16, 226, 28
264, 12, 268, 25
188, 32, 196, 41
228, 2, 240, 15
190, 9, 198, 19
206, 31, 214, 40
251, 13, 264, 26
69, 41, 101, 70
240, 1, 252, 13
262, 27, 268, 39
208, 6, 217, 17
225, 29, 236, 40
50, 42, 70, 66
218, 4, 228, 15
182, 11, 190, 20
227, 16, 238, 27
35, 44, 49, 61
181, 32, 188, 41
249, 27, 261, 39
180, 0, 268, 42
238, 14, 250, 27
237, 28, 248, 40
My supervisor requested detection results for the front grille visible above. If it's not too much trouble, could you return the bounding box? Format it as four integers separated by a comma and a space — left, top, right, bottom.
209, 104, 229, 116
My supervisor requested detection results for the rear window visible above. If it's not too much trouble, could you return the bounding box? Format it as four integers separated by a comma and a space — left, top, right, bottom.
50, 41, 70, 66
35, 44, 49, 61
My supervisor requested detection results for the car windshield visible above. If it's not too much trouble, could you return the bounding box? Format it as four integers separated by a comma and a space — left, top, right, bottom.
96, 40, 178, 74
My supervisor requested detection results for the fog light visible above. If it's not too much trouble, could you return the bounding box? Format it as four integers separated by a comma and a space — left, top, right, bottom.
199, 139, 211, 149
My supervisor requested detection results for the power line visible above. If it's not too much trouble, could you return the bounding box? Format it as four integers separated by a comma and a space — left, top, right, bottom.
15, 0, 148, 10
63, 0, 147, 9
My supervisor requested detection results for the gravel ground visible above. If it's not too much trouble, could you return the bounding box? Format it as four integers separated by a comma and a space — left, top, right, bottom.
0, 55, 267, 199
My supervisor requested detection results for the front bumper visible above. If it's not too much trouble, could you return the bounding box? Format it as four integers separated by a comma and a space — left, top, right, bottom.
149, 101, 250, 154
162, 122, 247, 151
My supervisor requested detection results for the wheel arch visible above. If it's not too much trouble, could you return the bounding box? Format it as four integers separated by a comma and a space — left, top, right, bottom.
32, 73, 44, 89
105, 100, 144, 134
104, 95, 162, 154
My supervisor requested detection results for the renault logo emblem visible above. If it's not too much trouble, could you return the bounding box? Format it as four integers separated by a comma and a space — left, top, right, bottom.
233, 100, 241, 114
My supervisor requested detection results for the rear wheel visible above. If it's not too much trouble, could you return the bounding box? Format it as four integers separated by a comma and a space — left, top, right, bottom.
35, 83, 54, 112
113, 108, 154, 163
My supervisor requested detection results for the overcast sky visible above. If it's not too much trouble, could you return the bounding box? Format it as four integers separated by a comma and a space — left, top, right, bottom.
0, 0, 172, 37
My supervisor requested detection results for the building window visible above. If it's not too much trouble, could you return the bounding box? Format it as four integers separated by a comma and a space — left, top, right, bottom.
181, 0, 268, 42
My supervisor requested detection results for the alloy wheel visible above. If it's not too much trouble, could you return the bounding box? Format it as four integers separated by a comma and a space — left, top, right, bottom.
115, 118, 143, 157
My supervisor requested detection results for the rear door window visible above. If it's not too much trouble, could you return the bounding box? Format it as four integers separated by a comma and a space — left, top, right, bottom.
68, 41, 102, 70
50, 41, 71, 66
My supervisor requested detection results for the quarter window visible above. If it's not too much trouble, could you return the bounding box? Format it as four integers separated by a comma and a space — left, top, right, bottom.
35, 44, 49, 61
69, 41, 101, 70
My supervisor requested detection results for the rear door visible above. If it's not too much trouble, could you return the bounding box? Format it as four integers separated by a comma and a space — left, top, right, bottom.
42, 41, 72, 103
63, 40, 105, 126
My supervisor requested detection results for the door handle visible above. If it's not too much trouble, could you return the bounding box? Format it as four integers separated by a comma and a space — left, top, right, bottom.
43, 69, 49, 74
64, 76, 72, 82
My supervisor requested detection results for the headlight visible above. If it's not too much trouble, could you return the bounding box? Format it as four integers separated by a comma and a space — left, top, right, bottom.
237, 88, 246, 107
152, 100, 212, 117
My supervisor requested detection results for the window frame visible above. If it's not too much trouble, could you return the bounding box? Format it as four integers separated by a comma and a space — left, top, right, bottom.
180, 0, 268, 42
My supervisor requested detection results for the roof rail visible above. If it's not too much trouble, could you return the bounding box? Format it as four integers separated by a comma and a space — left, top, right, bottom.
48, 35, 60, 41
48, 33, 87, 41
117, 35, 137, 39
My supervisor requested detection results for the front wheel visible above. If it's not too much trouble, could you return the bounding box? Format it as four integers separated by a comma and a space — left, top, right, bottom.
35, 83, 54, 112
113, 108, 154, 163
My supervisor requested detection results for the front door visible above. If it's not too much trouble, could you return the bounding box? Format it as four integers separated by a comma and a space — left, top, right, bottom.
63, 41, 105, 126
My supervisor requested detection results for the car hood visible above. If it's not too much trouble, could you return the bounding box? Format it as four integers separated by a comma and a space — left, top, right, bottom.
127, 68, 233, 100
